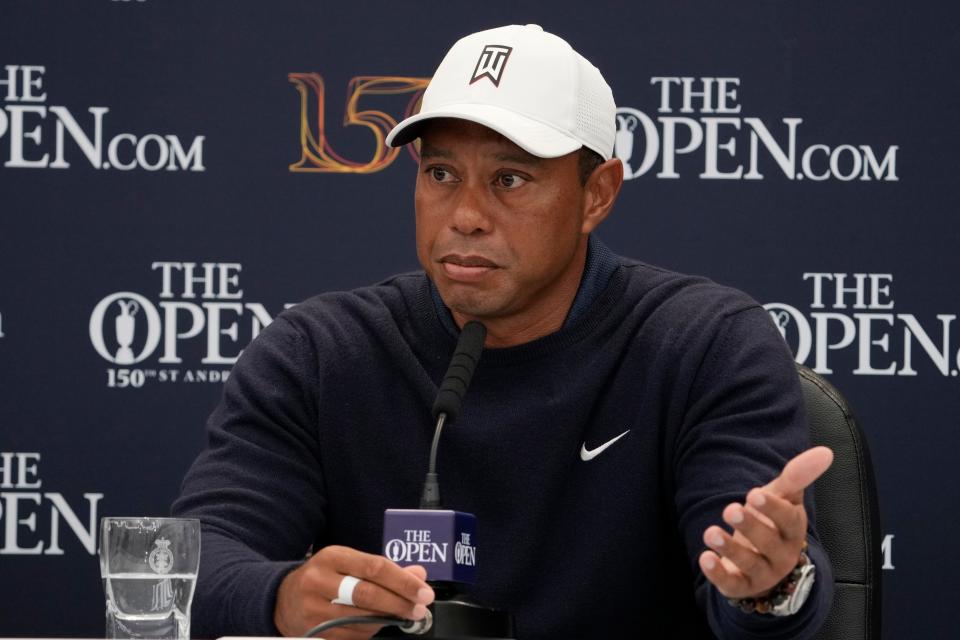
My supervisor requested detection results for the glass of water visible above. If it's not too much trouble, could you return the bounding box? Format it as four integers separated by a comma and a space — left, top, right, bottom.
99, 517, 201, 639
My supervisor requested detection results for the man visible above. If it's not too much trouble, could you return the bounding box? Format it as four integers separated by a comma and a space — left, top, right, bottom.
173, 24, 834, 639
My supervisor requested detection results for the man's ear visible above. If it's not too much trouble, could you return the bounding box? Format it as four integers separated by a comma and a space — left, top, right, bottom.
581, 158, 624, 234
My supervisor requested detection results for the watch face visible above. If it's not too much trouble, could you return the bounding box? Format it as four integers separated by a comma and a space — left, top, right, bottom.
785, 563, 817, 615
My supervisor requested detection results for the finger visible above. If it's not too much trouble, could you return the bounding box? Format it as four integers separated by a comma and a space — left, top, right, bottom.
764, 446, 833, 502
723, 502, 782, 560
743, 501, 775, 530
324, 546, 434, 606
703, 525, 771, 584
403, 565, 428, 581
320, 572, 430, 621
699, 549, 751, 599
747, 488, 807, 542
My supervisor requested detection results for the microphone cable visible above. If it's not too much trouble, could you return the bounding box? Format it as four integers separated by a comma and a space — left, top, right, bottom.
303, 609, 432, 637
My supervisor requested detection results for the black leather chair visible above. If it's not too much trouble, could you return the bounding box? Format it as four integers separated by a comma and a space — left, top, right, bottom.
798, 364, 882, 640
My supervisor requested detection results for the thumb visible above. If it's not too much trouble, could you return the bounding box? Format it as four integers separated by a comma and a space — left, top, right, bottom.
764, 446, 834, 503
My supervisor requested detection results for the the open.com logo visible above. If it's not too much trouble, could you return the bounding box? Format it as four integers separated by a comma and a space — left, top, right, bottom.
612, 103, 897, 182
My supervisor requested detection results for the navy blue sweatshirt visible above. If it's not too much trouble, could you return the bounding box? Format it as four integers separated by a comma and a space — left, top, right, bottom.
172, 245, 833, 639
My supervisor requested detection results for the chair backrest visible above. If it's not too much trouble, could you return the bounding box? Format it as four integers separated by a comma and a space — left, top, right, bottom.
797, 364, 882, 640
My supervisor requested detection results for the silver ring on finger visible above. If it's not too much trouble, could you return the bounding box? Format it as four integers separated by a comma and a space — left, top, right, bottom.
331, 574, 361, 606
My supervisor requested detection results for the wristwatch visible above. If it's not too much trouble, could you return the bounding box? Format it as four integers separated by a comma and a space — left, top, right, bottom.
771, 555, 816, 616
727, 546, 817, 616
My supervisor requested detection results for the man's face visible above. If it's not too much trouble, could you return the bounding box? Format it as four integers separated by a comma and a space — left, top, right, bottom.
415, 119, 589, 332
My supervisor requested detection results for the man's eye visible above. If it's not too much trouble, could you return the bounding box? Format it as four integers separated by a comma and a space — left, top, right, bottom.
496, 173, 527, 189
429, 167, 454, 182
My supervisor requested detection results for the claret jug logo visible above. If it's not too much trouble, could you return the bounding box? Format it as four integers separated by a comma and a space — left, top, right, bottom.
89, 261, 295, 388
471, 45, 513, 87
765, 273, 958, 377
615, 77, 898, 182
0, 64, 204, 171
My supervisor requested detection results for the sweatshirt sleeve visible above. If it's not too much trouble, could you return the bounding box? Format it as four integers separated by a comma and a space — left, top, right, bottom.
171, 314, 324, 637
672, 302, 834, 640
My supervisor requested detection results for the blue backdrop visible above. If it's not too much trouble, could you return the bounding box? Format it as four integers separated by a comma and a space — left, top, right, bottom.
1, 1, 958, 638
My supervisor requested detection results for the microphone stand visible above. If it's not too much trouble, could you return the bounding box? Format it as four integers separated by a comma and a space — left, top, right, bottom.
376, 322, 514, 639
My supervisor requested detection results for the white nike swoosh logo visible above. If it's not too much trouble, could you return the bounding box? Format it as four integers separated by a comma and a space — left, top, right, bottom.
580, 430, 631, 461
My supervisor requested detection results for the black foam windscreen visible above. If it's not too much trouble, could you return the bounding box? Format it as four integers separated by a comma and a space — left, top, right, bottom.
431, 321, 487, 422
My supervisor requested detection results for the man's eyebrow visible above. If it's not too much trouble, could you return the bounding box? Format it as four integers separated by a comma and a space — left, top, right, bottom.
419, 146, 453, 160
494, 152, 543, 166
418, 146, 543, 166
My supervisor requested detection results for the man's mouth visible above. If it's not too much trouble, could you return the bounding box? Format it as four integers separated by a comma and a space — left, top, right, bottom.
439, 254, 500, 281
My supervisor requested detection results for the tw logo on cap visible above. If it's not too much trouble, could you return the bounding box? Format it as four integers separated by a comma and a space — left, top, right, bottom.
470, 45, 513, 87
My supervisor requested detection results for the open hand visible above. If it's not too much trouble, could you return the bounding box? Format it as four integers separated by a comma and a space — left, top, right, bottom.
699, 446, 833, 599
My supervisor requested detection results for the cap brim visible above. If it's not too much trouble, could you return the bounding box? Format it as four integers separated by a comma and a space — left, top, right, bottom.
386, 103, 582, 159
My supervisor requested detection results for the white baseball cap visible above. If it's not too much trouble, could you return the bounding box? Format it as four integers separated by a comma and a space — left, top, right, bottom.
386, 24, 616, 160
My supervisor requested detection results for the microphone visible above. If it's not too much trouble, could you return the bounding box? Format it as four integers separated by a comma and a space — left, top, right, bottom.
422, 320, 486, 510
378, 321, 515, 639
432, 320, 486, 422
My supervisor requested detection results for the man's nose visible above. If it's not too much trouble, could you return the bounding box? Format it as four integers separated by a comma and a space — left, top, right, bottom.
450, 185, 492, 235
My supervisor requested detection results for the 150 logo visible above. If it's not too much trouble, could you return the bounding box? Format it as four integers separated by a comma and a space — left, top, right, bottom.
0, 64, 204, 171
89, 261, 294, 388
288, 73, 429, 173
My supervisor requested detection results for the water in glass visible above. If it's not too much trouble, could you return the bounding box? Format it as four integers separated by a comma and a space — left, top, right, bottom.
99, 518, 200, 639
